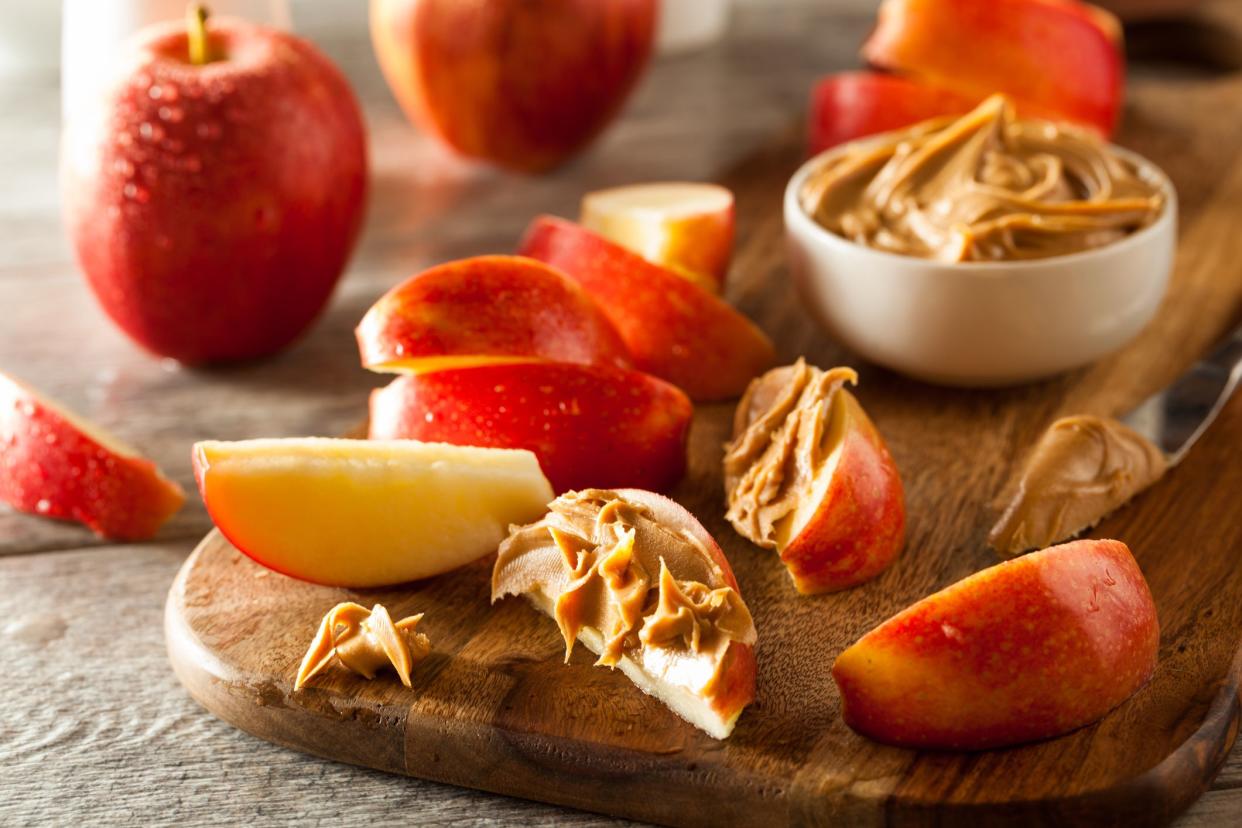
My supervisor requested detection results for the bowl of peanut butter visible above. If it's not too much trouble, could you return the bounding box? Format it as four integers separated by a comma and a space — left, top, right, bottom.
785, 94, 1175, 387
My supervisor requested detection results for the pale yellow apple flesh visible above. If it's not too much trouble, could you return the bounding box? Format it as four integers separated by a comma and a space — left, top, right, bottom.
193, 438, 554, 587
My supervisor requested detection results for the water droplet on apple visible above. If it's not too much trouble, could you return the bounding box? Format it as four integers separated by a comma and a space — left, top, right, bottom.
122, 182, 149, 203
160, 85, 179, 102
148, 85, 163, 100
44, 433, 57, 445
160, 358, 180, 373
195, 121, 221, 140
158, 106, 184, 124
35, 499, 51, 514
17, 401, 35, 416
135, 72, 152, 89
117, 131, 133, 147
424, 412, 434, 423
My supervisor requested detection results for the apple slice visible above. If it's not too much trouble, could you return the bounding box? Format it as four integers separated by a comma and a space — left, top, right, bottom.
0, 372, 184, 540
356, 255, 630, 374
724, 361, 905, 594
518, 216, 775, 401
833, 539, 1160, 750
493, 488, 757, 738
580, 182, 735, 292
369, 362, 692, 494
862, 0, 1124, 135
808, 71, 978, 154
192, 438, 553, 587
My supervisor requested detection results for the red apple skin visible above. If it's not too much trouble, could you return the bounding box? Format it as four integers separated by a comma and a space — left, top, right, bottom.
0, 373, 184, 540
369, 364, 692, 494
518, 217, 776, 401
808, 72, 977, 154
832, 539, 1160, 750
862, 0, 1123, 136
782, 392, 906, 594
62, 17, 368, 363
371, 0, 656, 172
613, 488, 756, 724
356, 255, 631, 372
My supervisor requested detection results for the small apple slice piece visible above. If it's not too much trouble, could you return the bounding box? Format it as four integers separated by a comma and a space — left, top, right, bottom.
807, 71, 978, 154
369, 362, 692, 494
862, 0, 1124, 135
192, 438, 553, 587
356, 255, 631, 374
724, 361, 905, 594
0, 372, 184, 540
580, 182, 735, 292
833, 539, 1160, 750
493, 488, 757, 739
518, 216, 775, 401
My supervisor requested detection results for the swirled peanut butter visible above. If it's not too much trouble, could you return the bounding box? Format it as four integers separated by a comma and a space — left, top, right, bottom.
295, 602, 432, 690
989, 415, 1167, 556
724, 359, 857, 548
799, 95, 1165, 262
492, 489, 755, 699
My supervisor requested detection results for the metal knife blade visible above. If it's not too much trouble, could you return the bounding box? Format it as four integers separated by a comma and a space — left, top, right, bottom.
1120, 320, 1242, 465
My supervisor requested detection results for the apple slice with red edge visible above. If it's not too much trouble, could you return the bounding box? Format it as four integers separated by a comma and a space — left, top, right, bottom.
725, 361, 905, 594
192, 438, 553, 587
369, 362, 692, 494
807, 71, 978, 154
580, 182, 735, 292
862, 0, 1124, 136
357, 255, 631, 374
832, 538, 1160, 750
518, 216, 775, 401
0, 372, 184, 539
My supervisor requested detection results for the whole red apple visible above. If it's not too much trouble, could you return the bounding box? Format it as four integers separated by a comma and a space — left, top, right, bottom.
370, 0, 657, 172
61, 8, 368, 363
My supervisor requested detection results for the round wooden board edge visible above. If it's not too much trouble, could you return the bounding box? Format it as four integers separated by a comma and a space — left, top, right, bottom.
164, 530, 1242, 828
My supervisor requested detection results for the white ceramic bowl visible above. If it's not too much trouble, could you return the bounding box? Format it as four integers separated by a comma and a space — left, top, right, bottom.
784, 145, 1177, 387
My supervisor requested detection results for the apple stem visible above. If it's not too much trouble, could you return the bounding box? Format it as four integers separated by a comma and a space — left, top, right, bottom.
187, 4, 211, 66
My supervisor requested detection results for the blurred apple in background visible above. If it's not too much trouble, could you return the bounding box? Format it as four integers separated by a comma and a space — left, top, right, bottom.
61, 6, 368, 363
370, 0, 657, 172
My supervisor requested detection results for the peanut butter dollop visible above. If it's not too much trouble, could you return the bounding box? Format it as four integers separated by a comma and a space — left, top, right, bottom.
799, 94, 1165, 262
724, 359, 857, 548
492, 489, 755, 696
295, 602, 431, 690
989, 415, 1168, 556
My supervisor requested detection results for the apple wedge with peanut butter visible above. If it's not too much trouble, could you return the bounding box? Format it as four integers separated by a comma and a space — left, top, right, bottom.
724, 360, 906, 594
492, 488, 758, 740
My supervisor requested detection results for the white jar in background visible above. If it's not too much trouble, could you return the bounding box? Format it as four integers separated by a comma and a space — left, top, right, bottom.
657, 0, 731, 55
61, 0, 291, 125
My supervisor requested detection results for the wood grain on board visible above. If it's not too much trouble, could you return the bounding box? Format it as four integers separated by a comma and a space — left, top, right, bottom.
166, 23, 1242, 825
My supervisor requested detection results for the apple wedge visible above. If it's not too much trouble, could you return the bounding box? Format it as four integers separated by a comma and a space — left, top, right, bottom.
580, 182, 735, 292
518, 216, 775, 401
862, 0, 1124, 135
724, 361, 905, 594
356, 255, 630, 374
369, 362, 692, 494
192, 438, 553, 587
493, 488, 757, 739
832, 539, 1160, 750
808, 71, 977, 154
0, 372, 184, 540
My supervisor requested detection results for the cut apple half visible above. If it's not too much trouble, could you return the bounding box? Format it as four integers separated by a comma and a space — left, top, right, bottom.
193, 438, 554, 587
493, 488, 757, 739
0, 371, 185, 539
724, 360, 905, 594
580, 182, 735, 291
356, 255, 631, 374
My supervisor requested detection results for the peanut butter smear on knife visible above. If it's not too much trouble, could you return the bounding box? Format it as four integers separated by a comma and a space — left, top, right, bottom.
989, 416, 1168, 556
799, 94, 1164, 262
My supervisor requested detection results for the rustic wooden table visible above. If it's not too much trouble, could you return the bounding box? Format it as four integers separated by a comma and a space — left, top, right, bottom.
1, 1, 1238, 825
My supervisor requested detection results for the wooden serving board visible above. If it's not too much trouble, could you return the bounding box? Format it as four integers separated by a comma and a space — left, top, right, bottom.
166, 46, 1242, 828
